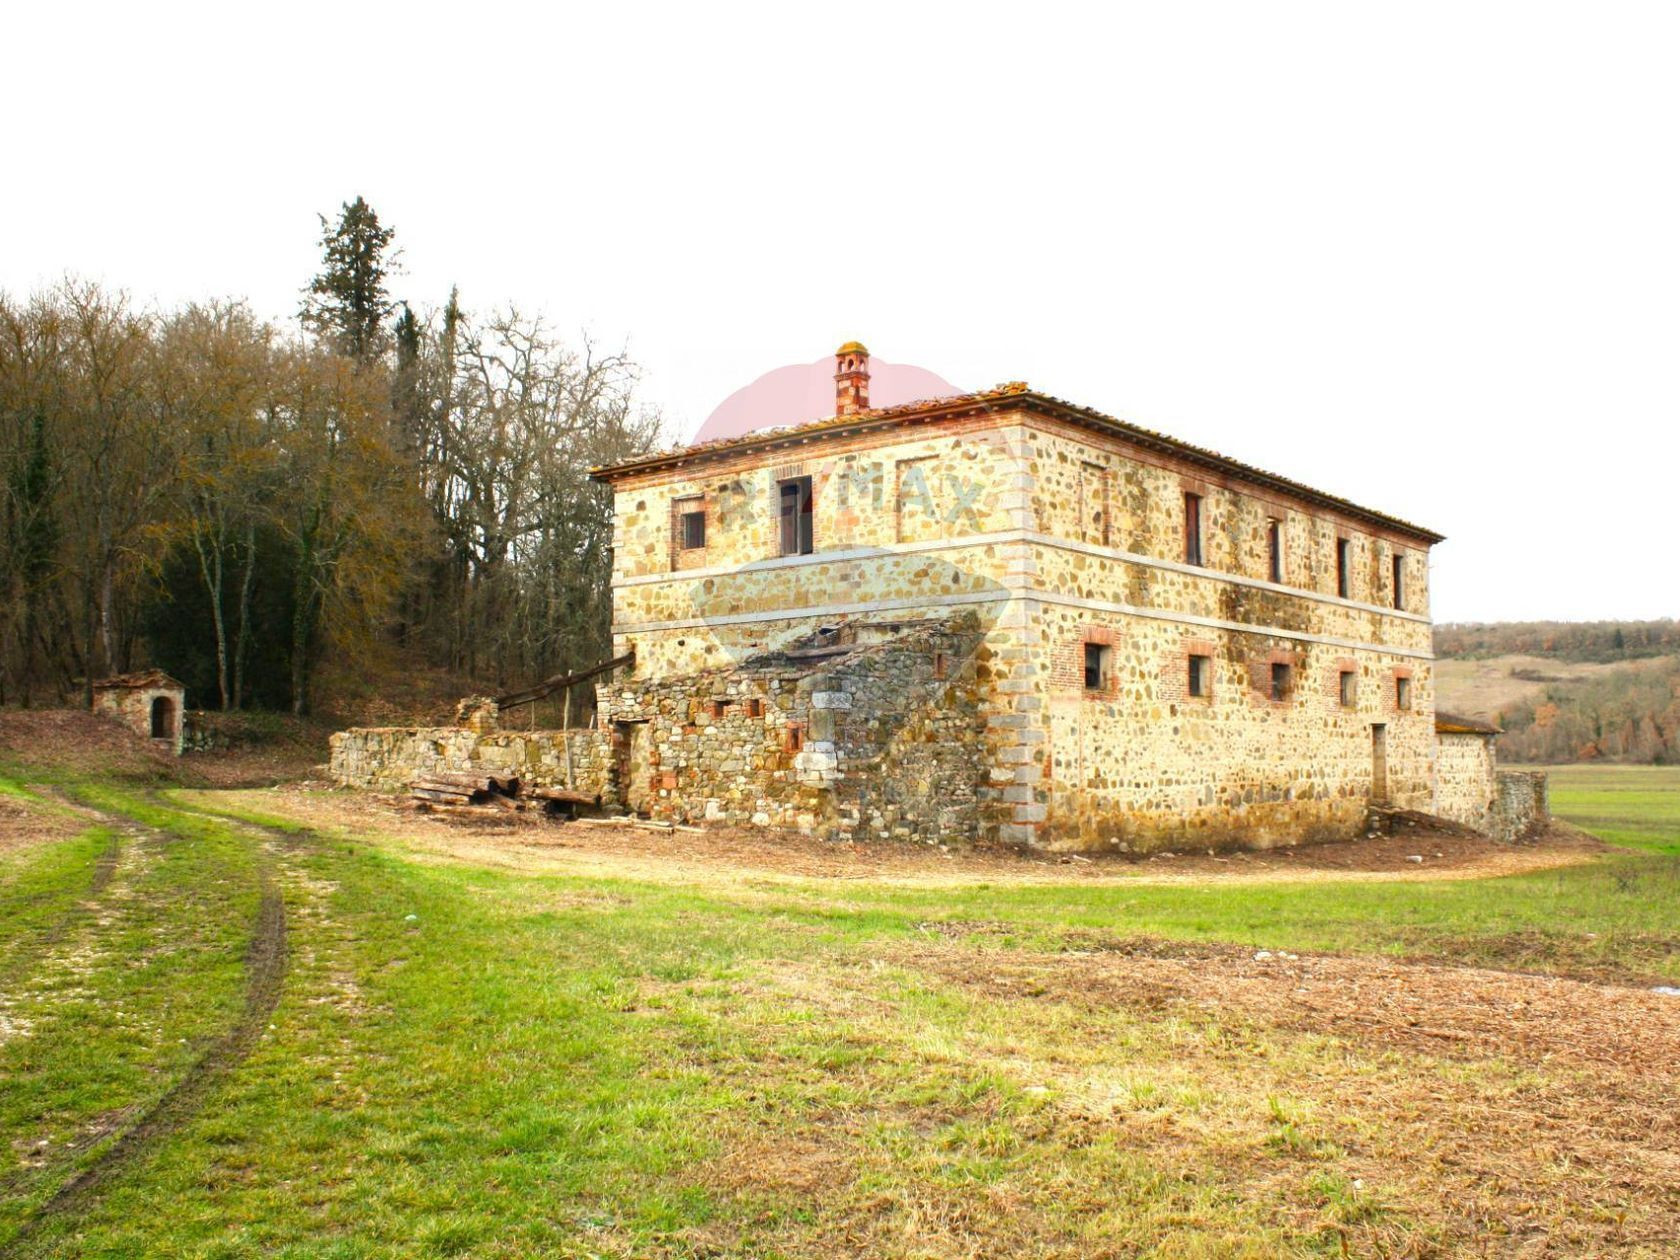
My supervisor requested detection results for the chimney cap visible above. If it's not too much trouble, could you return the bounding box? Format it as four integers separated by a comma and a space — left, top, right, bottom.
835, 340, 869, 357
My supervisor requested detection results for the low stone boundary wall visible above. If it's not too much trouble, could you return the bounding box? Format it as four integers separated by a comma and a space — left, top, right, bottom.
1491, 769, 1549, 842
329, 726, 614, 797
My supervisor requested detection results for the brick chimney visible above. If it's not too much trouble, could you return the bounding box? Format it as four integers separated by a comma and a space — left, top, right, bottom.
834, 341, 870, 416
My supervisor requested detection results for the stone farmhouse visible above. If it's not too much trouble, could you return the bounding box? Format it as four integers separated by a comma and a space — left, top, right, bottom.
332, 343, 1544, 852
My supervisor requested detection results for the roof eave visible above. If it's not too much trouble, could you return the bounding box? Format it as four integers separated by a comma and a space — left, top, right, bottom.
591, 390, 1446, 545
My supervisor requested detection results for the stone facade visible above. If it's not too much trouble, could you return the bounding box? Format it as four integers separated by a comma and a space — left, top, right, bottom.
1434, 728, 1498, 832
91, 670, 185, 756
589, 344, 1457, 852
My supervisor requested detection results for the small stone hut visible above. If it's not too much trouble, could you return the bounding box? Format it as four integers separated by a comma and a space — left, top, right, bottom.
92, 670, 186, 755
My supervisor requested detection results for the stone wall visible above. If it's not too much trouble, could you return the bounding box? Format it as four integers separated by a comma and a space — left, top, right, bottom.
1491, 769, 1550, 842
1434, 731, 1497, 831
329, 725, 615, 796
1031, 597, 1434, 852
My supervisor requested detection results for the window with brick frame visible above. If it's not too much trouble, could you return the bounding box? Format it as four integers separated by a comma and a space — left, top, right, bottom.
1339, 670, 1357, 708
679, 506, 706, 550
1336, 537, 1352, 599
1188, 653, 1212, 698
1392, 552, 1405, 610
1395, 676, 1412, 710
1183, 493, 1203, 566
1270, 661, 1293, 702
1084, 642, 1112, 692
1267, 518, 1283, 584
746, 698, 763, 718
784, 722, 804, 753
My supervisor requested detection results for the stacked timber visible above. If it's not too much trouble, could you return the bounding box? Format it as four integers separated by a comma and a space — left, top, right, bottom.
407, 771, 602, 819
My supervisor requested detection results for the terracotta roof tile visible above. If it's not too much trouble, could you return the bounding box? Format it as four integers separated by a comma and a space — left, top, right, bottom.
93, 669, 184, 691
1435, 711, 1502, 735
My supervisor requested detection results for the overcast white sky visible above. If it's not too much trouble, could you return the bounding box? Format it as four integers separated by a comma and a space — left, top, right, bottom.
7, 2, 1676, 623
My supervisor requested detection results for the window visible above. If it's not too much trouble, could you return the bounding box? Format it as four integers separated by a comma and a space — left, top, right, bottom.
709, 699, 728, 720
1084, 642, 1111, 692
1336, 538, 1352, 599
1270, 662, 1292, 702
1188, 653, 1212, 698
1183, 493, 1203, 566
746, 698, 764, 718
679, 507, 706, 550
933, 652, 948, 680
784, 723, 804, 753
778, 476, 813, 556
1396, 676, 1412, 710
1267, 518, 1283, 584
1392, 553, 1405, 610
1339, 670, 1357, 708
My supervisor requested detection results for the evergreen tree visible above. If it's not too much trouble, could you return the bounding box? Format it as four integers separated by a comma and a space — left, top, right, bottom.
300, 196, 398, 363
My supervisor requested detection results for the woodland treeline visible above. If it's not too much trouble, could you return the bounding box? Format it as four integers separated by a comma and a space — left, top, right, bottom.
0, 199, 660, 715
1435, 619, 1680, 663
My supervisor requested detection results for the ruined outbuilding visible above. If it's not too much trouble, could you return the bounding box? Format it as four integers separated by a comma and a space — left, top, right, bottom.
92, 670, 185, 756
333, 342, 1544, 852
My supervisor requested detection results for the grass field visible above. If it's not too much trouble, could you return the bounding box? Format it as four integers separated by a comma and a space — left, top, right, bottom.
1, 759, 1676, 1257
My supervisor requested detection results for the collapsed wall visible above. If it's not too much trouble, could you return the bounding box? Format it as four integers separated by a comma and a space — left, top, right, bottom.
328, 615, 989, 843
329, 725, 615, 797
599, 614, 988, 841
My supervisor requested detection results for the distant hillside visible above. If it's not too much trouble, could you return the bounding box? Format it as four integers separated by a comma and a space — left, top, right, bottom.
1435, 619, 1680, 663
1435, 621, 1680, 765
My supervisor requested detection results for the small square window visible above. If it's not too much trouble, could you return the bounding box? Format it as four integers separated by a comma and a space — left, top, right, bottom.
1396, 676, 1412, 710
1339, 670, 1357, 708
1270, 662, 1292, 702
746, 698, 763, 718
709, 699, 728, 720
784, 723, 804, 753
679, 508, 706, 550
1188, 654, 1212, 698
1084, 642, 1111, 692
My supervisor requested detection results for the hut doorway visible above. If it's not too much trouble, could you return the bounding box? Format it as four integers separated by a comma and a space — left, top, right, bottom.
150, 695, 176, 740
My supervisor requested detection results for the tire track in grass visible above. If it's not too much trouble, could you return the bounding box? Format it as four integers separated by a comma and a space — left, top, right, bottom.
0, 790, 126, 996
6, 803, 290, 1252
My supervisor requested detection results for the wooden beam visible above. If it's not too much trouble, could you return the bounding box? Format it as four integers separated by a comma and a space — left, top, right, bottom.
495, 651, 635, 710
